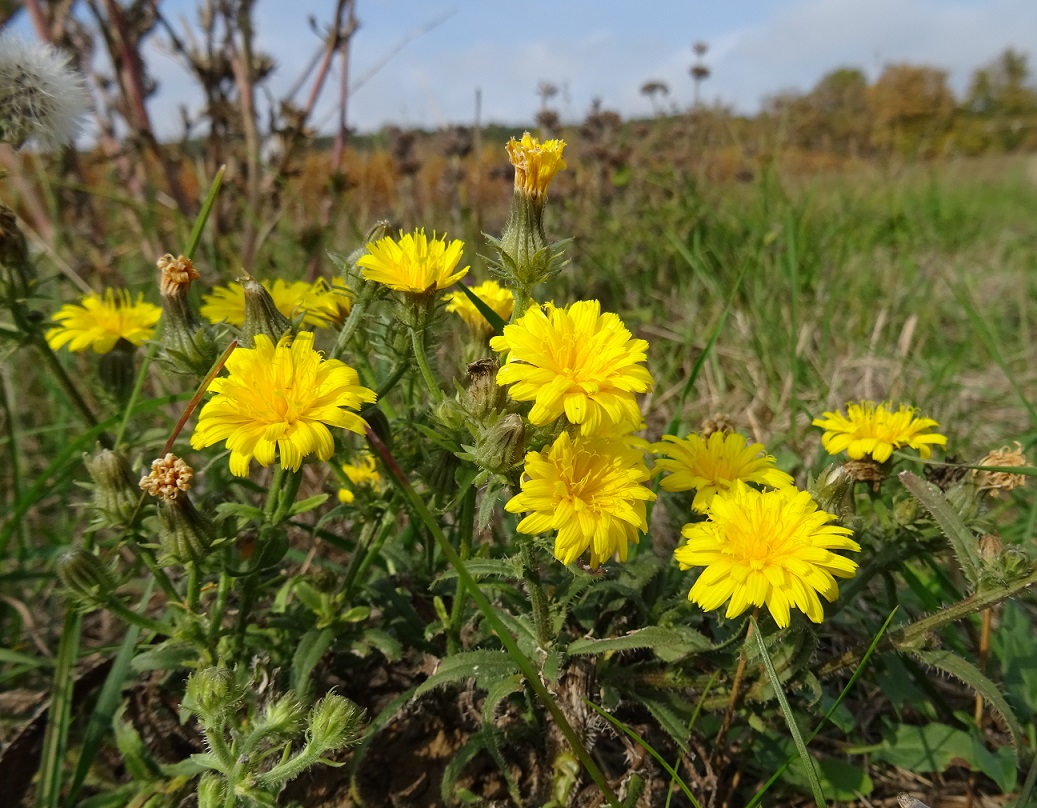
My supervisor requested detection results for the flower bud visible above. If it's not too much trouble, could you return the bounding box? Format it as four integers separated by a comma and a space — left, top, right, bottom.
185, 667, 240, 721
463, 357, 506, 419
433, 398, 467, 431
260, 694, 307, 740
306, 693, 365, 753
157, 494, 216, 566
84, 446, 140, 523
240, 275, 292, 348
809, 464, 855, 520
57, 548, 118, 607
98, 338, 137, 404
473, 413, 526, 474
196, 774, 226, 808
492, 133, 569, 290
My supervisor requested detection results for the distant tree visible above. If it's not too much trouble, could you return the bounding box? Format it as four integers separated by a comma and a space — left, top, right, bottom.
868, 64, 955, 155
806, 67, 870, 154
963, 48, 1037, 150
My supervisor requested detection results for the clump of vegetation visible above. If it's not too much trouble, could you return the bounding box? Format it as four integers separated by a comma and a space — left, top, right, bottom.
2, 7, 1036, 808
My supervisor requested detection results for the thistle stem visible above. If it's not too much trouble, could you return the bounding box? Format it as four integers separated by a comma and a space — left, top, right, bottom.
410, 326, 445, 404
714, 609, 758, 755
331, 297, 369, 359
520, 534, 554, 652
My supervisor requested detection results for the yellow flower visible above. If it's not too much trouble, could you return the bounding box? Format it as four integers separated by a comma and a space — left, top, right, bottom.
46, 289, 161, 354
200, 278, 344, 328
675, 482, 859, 628
812, 401, 947, 463
506, 132, 567, 197
337, 454, 381, 504
490, 300, 654, 435
444, 280, 515, 337
653, 431, 794, 512
190, 332, 376, 477
505, 431, 656, 568
356, 229, 468, 293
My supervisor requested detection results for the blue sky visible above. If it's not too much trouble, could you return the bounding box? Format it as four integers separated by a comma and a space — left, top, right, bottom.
11, 0, 1037, 135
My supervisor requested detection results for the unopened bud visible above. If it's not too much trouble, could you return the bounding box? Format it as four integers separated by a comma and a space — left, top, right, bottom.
185, 667, 240, 720
978, 532, 1002, 564
433, 398, 466, 431
809, 464, 855, 520
306, 693, 365, 753
98, 338, 137, 404
58, 548, 118, 607
261, 694, 307, 739
84, 446, 140, 523
196, 774, 226, 808
240, 275, 292, 348
157, 494, 216, 565
463, 357, 506, 419
474, 413, 526, 474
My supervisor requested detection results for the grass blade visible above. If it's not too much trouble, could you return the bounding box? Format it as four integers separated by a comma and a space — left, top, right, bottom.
36, 609, 82, 808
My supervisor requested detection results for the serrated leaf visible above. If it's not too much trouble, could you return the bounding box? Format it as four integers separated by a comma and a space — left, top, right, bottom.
288, 494, 329, 517
568, 625, 711, 658
414, 651, 521, 697
639, 689, 692, 753
911, 649, 1026, 771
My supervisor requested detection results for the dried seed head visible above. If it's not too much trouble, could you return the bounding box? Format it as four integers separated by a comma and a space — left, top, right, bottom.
157, 254, 199, 299
973, 441, 1028, 498
140, 453, 193, 501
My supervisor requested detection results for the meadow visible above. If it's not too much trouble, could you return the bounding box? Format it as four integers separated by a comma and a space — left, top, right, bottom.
2, 19, 1037, 808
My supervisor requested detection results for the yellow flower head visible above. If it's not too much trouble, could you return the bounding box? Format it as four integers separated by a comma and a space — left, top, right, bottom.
506, 431, 656, 568
812, 401, 947, 463
676, 482, 860, 628
356, 228, 469, 294
337, 453, 381, 504
200, 278, 344, 328
653, 431, 794, 512
506, 132, 567, 197
190, 332, 376, 477
444, 280, 515, 337
490, 300, 654, 435
46, 289, 161, 354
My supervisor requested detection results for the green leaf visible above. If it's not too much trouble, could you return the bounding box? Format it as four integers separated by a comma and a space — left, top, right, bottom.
291, 628, 335, 694
783, 756, 873, 801
214, 502, 265, 522
456, 283, 507, 335
288, 494, 329, 517
567, 625, 711, 658
872, 722, 973, 773
414, 651, 520, 697
638, 689, 693, 753
911, 649, 1025, 771
130, 641, 198, 673
0, 648, 53, 668
970, 729, 1018, 793
899, 471, 981, 585
37, 610, 81, 808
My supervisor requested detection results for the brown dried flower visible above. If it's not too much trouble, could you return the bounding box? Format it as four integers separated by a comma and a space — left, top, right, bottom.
973, 441, 1028, 498
157, 254, 199, 298
140, 453, 193, 500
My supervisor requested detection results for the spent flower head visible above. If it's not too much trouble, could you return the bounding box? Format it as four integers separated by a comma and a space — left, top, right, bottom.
491, 300, 653, 434
813, 401, 947, 463
46, 289, 161, 354
974, 442, 1029, 498
653, 431, 794, 512
140, 453, 193, 501
190, 332, 376, 477
676, 482, 859, 628
505, 431, 656, 568
157, 254, 199, 298
0, 31, 88, 148
357, 228, 468, 294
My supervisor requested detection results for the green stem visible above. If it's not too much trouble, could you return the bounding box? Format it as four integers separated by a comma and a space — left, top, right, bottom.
375, 359, 410, 399
409, 326, 445, 404
104, 597, 174, 636
448, 488, 476, 655
208, 568, 232, 653
331, 297, 370, 360
114, 322, 163, 448
33, 335, 106, 441
520, 535, 554, 652
186, 563, 202, 613
815, 563, 1037, 677
366, 427, 621, 807
270, 468, 303, 526
340, 519, 379, 598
